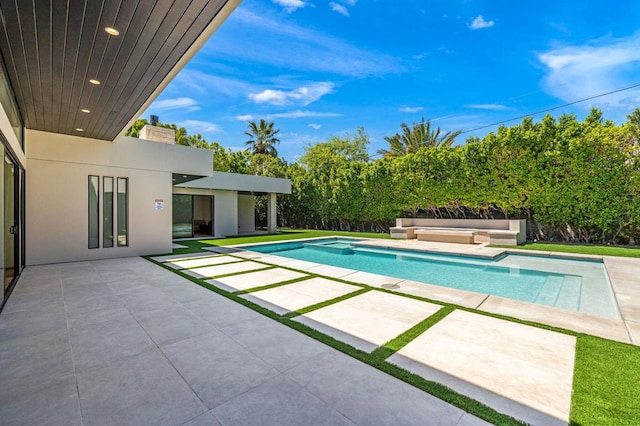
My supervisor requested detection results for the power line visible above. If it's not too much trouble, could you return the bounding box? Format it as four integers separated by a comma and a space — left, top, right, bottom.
460, 81, 640, 134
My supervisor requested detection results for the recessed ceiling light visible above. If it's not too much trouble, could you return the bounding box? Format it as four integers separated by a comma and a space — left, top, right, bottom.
81, 109, 90, 113
76, 128, 84, 132
89, 79, 100, 85
104, 27, 119, 36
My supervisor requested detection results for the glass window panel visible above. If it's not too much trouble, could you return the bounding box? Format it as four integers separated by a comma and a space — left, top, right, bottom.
103, 177, 113, 248
88, 176, 99, 249
172, 194, 193, 238
117, 178, 128, 247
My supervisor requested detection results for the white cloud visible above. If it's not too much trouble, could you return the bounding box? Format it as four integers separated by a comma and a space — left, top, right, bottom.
465, 104, 508, 111
173, 70, 260, 98
205, 9, 404, 77
308, 123, 322, 130
399, 106, 424, 113
269, 110, 342, 119
249, 82, 334, 106
151, 97, 200, 112
538, 33, 640, 108
177, 120, 222, 134
233, 110, 341, 120
272, 0, 306, 13
342, 0, 357, 5
330, 2, 350, 16
469, 15, 494, 30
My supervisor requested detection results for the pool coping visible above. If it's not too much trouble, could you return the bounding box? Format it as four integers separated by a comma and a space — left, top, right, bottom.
208, 237, 637, 345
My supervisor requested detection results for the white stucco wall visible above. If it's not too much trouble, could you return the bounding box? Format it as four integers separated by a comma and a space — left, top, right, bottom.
237, 194, 255, 234
25, 130, 213, 265
213, 190, 238, 237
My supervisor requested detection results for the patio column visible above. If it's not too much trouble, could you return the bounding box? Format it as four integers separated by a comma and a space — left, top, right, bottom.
267, 192, 277, 233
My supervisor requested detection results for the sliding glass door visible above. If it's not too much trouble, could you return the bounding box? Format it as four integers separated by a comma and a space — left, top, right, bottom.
172, 194, 214, 239
3, 148, 20, 296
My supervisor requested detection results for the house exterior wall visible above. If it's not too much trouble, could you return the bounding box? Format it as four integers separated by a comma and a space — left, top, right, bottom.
25, 130, 213, 265
213, 190, 238, 237
237, 194, 255, 234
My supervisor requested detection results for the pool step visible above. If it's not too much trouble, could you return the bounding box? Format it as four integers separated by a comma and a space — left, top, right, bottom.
534, 276, 563, 306
555, 276, 582, 311
534, 275, 582, 310
303, 242, 354, 255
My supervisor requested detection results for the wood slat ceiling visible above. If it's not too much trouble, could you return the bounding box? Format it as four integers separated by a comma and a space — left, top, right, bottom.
0, 0, 228, 141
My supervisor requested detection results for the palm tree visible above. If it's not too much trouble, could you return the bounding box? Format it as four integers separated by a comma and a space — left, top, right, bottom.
244, 119, 280, 157
377, 118, 461, 157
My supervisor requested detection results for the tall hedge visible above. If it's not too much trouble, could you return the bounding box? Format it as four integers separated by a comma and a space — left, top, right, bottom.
275, 109, 640, 245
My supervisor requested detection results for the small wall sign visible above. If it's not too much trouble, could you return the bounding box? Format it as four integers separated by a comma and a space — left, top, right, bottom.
155, 199, 164, 211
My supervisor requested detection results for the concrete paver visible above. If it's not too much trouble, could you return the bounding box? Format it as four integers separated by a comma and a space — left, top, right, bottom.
165, 255, 242, 270
286, 349, 468, 425
342, 270, 404, 287
133, 304, 213, 346
150, 252, 218, 262
77, 349, 207, 426
212, 375, 355, 426
477, 295, 630, 343
220, 317, 329, 373
394, 279, 488, 308
389, 310, 576, 425
68, 315, 156, 372
0, 374, 82, 426
295, 290, 443, 352
306, 264, 357, 278
161, 330, 280, 409
208, 267, 308, 291
241, 277, 362, 314
183, 261, 270, 279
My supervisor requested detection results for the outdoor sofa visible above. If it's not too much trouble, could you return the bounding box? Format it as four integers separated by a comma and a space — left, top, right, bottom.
390, 218, 526, 245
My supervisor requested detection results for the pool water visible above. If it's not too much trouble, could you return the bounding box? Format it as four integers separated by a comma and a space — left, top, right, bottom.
245, 238, 620, 319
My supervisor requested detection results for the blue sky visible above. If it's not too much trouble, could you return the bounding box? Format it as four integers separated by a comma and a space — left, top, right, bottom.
144, 0, 640, 161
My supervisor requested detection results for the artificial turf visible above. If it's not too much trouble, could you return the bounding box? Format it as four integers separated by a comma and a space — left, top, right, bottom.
570, 335, 640, 425
490, 242, 640, 258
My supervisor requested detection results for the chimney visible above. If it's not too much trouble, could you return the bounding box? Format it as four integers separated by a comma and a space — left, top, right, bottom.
138, 115, 175, 144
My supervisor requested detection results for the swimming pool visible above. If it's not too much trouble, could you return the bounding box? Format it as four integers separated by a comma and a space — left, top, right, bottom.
244, 238, 620, 319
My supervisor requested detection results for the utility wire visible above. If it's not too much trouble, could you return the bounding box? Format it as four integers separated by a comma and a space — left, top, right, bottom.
460, 81, 640, 134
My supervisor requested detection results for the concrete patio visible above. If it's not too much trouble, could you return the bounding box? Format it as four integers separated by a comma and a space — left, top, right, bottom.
0, 257, 488, 426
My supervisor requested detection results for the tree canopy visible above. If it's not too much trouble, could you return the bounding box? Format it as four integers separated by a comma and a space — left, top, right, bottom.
377, 117, 461, 157
244, 119, 280, 157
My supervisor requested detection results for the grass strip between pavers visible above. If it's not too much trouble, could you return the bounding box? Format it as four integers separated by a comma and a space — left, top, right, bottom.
570, 334, 640, 425
283, 287, 371, 318
371, 305, 455, 362
235, 275, 316, 294
144, 255, 524, 425
205, 265, 276, 280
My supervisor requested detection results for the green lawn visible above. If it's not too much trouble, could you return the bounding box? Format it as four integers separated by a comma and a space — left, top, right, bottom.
172, 228, 389, 254
571, 335, 640, 424
490, 242, 640, 258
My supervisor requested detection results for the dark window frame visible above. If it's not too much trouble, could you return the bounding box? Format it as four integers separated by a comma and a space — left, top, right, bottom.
88, 175, 100, 249
103, 176, 114, 248
117, 177, 129, 247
